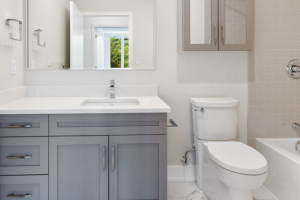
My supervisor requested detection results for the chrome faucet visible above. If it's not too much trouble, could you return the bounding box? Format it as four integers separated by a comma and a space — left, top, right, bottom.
110, 80, 115, 98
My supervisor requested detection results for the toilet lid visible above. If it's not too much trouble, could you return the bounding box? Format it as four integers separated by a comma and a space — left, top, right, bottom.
208, 142, 268, 175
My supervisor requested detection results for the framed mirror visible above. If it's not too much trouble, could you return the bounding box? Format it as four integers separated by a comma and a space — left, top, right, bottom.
26, 0, 155, 70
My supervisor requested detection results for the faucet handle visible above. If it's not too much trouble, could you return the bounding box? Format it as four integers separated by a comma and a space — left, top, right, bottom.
110, 80, 115, 85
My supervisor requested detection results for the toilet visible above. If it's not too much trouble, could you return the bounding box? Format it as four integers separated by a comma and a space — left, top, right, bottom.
191, 97, 268, 200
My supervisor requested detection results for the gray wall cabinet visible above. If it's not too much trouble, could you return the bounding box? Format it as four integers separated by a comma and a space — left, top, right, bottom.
178, 0, 254, 51
0, 114, 167, 200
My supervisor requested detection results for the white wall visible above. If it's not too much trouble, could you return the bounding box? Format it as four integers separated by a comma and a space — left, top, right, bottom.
25, 0, 248, 166
0, 0, 24, 91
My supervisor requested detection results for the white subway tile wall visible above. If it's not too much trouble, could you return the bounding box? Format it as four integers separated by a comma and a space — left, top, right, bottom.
248, 0, 300, 147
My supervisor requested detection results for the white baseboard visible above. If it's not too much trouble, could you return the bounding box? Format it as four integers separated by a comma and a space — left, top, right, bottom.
167, 165, 197, 182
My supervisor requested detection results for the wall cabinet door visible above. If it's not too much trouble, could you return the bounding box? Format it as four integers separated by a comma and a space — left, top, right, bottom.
49, 136, 108, 200
180, 0, 219, 51
109, 135, 167, 200
218, 0, 253, 51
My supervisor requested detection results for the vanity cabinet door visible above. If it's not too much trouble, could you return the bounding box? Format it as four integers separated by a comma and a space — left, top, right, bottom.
109, 135, 167, 200
49, 136, 108, 200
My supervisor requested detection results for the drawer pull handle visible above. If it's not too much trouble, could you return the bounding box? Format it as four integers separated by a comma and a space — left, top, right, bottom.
6, 155, 32, 159
7, 193, 32, 198
6, 125, 31, 128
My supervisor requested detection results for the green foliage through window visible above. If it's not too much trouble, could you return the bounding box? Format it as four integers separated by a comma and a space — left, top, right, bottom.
110, 36, 129, 68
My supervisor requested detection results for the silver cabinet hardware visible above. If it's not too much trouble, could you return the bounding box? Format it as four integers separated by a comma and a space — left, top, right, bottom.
295, 141, 300, 153
112, 146, 115, 171
6, 155, 32, 159
287, 59, 300, 79
180, 149, 196, 166
6, 19, 22, 41
167, 119, 178, 128
7, 193, 32, 198
6, 125, 31, 128
214, 23, 217, 45
103, 147, 106, 172
194, 108, 205, 112
293, 123, 300, 131
34, 29, 46, 47
110, 80, 115, 98
48, 65, 65, 69
221, 23, 225, 45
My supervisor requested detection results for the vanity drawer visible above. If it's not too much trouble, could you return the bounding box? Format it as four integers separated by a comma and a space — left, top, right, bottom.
49, 114, 167, 136
0, 115, 48, 137
0, 175, 48, 200
0, 137, 48, 175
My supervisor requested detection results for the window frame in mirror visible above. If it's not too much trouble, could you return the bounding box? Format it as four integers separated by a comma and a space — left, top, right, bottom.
89, 13, 133, 70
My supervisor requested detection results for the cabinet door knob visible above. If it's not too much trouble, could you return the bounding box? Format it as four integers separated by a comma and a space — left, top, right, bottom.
112, 147, 115, 171
103, 147, 106, 172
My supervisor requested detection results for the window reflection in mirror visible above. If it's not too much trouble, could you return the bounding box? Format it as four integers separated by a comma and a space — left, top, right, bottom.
95, 28, 129, 69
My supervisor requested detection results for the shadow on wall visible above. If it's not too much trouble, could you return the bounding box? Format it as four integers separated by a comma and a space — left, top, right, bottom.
176, 51, 248, 84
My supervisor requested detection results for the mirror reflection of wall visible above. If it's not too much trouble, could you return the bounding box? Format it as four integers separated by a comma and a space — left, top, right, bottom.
28, 0, 70, 70
190, 0, 212, 45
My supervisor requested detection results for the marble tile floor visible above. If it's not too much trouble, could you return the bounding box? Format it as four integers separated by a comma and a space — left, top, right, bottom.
168, 181, 279, 200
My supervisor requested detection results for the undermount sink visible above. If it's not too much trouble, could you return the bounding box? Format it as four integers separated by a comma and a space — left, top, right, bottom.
81, 99, 140, 106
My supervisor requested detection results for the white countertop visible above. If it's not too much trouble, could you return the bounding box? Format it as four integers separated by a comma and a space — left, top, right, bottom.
0, 96, 171, 114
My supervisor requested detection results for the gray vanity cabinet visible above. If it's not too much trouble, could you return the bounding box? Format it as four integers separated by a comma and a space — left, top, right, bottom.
49, 136, 109, 200
0, 113, 168, 200
109, 135, 167, 200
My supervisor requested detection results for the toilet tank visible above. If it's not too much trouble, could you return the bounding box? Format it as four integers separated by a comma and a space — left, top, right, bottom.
191, 98, 240, 141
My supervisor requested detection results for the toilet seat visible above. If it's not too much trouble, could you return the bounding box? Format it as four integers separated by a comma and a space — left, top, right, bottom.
208, 142, 268, 175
